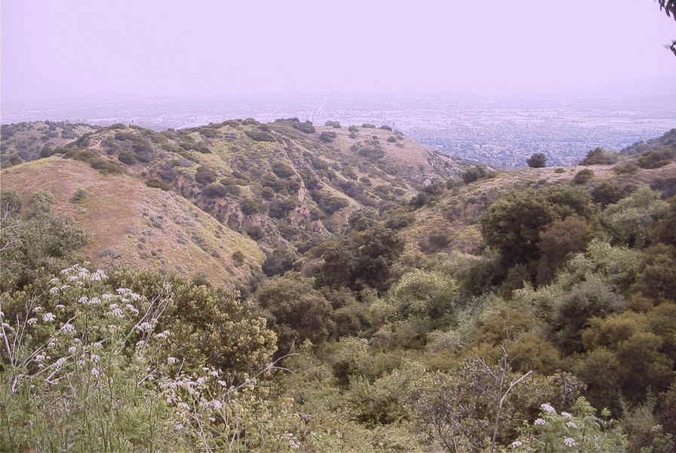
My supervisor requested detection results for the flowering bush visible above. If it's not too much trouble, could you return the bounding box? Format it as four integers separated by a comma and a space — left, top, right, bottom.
0, 264, 296, 452
511, 397, 627, 452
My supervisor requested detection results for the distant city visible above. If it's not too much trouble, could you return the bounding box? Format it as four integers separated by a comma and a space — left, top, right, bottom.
2, 92, 675, 169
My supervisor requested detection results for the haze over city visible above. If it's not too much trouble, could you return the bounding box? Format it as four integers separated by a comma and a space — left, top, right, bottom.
3, 0, 675, 105
2, 0, 675, 168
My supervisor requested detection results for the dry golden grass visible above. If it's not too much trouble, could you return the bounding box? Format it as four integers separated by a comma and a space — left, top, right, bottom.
2, 157, 263, 287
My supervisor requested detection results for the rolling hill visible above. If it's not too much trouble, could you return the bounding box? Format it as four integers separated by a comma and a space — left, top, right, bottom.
1, 118, 467, 285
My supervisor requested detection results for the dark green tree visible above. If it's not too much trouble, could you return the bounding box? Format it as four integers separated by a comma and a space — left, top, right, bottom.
253, 272, 334, 354
526, 153, 547, 168
318, 224, 404, 292
480, 190, 555, 266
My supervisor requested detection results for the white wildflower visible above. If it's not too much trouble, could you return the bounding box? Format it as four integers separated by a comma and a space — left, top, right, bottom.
54, 357, 67, 368
217, 380, 227, 387
78, 296, 88, 304
561, 411, 572, 418
35, 353, 46, 363
116, 288, 132, 295
137, 322, 153, 332
89, 297, 101, 305
534, 418, 546, 426
49, 287, 59, 295
55, 304, 65, 310
49, 277, 59, 284
33, 306, 44, 313
511, 441, 523, 449
90, 353, 100, 363
43, 312, 56, 323
210, 370, 219, 377
566, 421, 577, 428
61, 322, 76, 334
540, 403, 556, 414
563, 437, 576, 447
91, 270, 107, 281
212, 400, 223, 410
101, 293, 113, 301
155, 329, 170, 339
125, 304, 139, 314
68, 346, 77, 354
91, 368, 100, 377
110, 307, 124, 318
167, 356, 178, 365
26, 318, 38, 326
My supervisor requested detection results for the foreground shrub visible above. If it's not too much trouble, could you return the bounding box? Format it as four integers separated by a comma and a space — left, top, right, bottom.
512, 398, 627, 452
0, 264, 287, 452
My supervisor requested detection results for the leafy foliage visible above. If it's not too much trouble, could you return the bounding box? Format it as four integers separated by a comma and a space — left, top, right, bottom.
526, 153, 547, 168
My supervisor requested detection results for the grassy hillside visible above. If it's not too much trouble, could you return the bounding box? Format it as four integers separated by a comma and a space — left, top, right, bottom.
2, 157, 263, 287
2, 119, 464, 256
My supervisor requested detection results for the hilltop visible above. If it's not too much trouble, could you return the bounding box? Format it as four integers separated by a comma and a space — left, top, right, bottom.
1, 118, 465, 285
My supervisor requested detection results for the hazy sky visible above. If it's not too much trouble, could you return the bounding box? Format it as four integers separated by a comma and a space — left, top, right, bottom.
2, 0, 675, 105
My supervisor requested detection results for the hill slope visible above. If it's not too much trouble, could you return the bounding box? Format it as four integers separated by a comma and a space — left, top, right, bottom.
2, 157, 263, 287
1, 118, 466, 282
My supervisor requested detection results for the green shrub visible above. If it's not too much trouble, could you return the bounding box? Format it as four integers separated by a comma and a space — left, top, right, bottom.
613, 161, 639, 174
244, 129, 275, 141
513, 398, 627, 452
527, 153, 547, 168
638, 148, 673, 169
195, 166, 216, 185
241, 198, 262, 215
269, 198, 296, 219
202, 183, 228, 198
271, 161, 295, 178
463, 165, 488, 184
572, 168, 594, 185
293, 121, 316, 134
591, 181, 622, 208
319, 131, 337, 143
579, 147, 618, 165
145, 178, 170, 190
